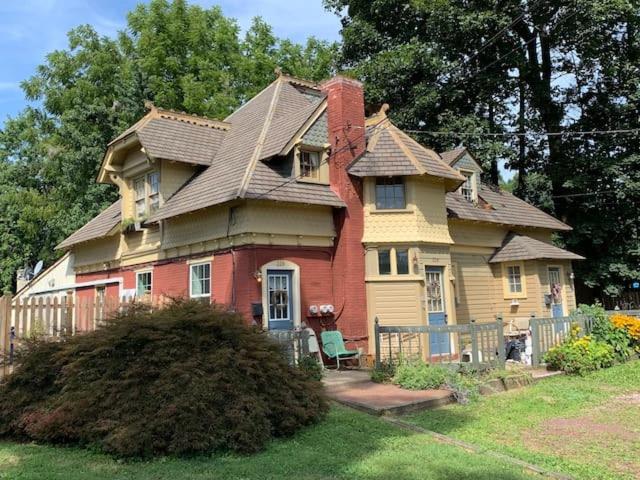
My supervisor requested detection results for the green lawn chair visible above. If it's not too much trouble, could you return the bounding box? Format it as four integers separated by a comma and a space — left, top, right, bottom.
320, 330, 361, 369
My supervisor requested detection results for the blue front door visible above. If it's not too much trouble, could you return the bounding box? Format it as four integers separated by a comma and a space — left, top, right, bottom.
548, 267, 564, 332
425, 266, 450, 355
267, 270, 294, 330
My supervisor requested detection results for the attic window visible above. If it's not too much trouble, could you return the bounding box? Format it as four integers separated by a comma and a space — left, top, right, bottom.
133, 171, 160, 219
375, 177, 405, 209
460, 171, 476, 202
299, 150, 320, 180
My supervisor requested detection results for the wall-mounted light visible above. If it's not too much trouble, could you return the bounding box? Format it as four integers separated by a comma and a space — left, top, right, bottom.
569, 271, 575, 280
253, 271, 262, 283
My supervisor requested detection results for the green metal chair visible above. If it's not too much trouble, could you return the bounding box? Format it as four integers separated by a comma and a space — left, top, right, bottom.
320, 330, 361, 369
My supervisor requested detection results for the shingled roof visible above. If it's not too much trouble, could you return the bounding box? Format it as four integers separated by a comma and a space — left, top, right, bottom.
489, 233, 585, 263
147, 76, 343, 223
348, 109, 465, 190
439, 147, 467, 165
107, 109, 229, 168
56, 200, 121, 249
446, 184, 572, 231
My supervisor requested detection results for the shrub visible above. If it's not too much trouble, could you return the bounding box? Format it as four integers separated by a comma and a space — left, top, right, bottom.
445, 374, 480, 405
544, 334, 615, 375
576, 304, 633, 361
0, 300, 328, 457
393, 361, 451, 390
298, 355, 323, 381
370, 361, 395, 383
610, 313, 640, 350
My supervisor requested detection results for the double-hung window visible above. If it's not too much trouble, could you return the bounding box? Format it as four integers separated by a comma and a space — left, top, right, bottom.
299, 150, 320, 180
377, 248, 411, 275
136, 271, 152, 297
460, 171, 476, 202
507, 265, 522, 294
190, 262, 211, 299
133, 172, 160, 219
375, 177, 405, 209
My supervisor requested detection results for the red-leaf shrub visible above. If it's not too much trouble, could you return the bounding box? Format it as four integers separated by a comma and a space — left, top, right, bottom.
0, 300, 327, 457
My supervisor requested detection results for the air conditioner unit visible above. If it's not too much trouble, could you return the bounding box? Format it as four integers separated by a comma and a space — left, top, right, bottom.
510, 299, 520, 307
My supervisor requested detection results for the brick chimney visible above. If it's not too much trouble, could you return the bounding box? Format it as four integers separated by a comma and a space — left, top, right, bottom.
321, 76, 368, 345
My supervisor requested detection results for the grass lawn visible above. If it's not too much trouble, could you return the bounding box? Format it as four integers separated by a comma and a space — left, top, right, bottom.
407, 360, 640, 480
0, 406, 537, 480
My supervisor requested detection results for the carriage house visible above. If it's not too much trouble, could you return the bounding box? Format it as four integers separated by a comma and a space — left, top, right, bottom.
57, 73, 584, 356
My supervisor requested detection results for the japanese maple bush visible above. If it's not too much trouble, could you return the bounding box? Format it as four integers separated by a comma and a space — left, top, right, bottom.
0, 300, 327, 457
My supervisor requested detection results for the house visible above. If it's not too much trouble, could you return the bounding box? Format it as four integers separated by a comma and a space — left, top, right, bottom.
13, 252, 76, 302
57, 73, 584, 356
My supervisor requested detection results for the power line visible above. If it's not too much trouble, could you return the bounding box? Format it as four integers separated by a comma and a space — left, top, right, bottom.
404, 128, 640, 137
253, 116, 390, 201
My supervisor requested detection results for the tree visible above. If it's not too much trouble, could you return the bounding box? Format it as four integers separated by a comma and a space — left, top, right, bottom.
0, 0, 338, 292
327, 0, 640, 297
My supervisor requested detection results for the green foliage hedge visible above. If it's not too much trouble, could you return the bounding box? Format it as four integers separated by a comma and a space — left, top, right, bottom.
392, 361, 479, 404
544, 325, 615, 375
0, 300, 327, 457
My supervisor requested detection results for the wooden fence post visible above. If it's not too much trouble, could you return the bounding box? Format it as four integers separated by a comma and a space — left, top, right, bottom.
374, 317, 381, 370
496, 314, 505, 366
469, 319, 480, 370
530, 313, 540, 366
1, 294, 12, 377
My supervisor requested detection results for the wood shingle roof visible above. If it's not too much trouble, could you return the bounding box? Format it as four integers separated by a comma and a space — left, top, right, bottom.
489, 233, 585, 263
56, 200, 121, 249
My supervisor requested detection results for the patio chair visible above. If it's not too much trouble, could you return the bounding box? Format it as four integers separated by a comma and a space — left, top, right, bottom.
320, 330, 361, 369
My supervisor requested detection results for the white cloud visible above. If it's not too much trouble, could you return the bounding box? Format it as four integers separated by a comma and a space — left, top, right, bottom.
0, 82, 20, 92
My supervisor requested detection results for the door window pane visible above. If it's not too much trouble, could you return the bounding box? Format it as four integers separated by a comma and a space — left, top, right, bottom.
378, 249, 391, 275
426, 270, 444, 312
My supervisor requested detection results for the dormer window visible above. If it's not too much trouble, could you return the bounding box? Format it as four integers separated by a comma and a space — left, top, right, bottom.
133, 171, 160, 219
300, 150, 320, 180
460, 171, 476, 202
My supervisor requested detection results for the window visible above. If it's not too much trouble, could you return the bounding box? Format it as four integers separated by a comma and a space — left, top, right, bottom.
396, 249, 409, 275
190, 262, 211, 298
133, 172, 160, 219
299, 150, 320, 180
507, 265, 522, 293
378, 249, 391, 275
136, 271, 152, 297
460, 171, 475, 202
375, 177, 405, 209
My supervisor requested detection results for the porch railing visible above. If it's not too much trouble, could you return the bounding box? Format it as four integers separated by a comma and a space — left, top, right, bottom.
266, 328, 311, 366
373, 317, 505, 372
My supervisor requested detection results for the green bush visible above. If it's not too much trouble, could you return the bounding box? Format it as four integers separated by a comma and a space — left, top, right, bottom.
576, 304, 632, 362
298, 355, 322, 381
0, 300, 328, 457
370, 361, 395, 383
393, 362, 451, 390
445, 374, 480, 405
544, 333, 615, 375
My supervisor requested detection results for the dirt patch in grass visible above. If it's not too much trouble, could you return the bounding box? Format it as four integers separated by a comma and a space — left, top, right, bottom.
524, 392, 640, 479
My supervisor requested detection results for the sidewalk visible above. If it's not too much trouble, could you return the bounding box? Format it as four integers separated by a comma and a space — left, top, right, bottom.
323, 369, 453, 415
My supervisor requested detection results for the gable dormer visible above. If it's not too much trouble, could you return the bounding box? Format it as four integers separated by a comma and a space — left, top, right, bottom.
97, 104, 229, 222
441, 147, 482, 203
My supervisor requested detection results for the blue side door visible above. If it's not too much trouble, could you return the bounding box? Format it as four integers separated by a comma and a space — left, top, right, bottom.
425, 266, 450, 355
548, 267, 565, 332
267, 270, 294, 330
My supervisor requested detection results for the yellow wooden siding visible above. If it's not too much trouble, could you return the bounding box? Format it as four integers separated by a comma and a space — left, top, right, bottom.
73, 236, 122, 268
451, 252, 498, 324
492, 260, 542, 324
363, 176, 453, 244
449, 221, 507, 247
161, 161, 197, 203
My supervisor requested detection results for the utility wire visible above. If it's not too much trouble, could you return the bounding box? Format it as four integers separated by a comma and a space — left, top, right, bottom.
253, 116, 390, 201
404, 128, 640, 137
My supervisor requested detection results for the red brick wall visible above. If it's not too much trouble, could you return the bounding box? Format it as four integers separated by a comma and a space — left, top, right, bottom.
321, 76, 368, 344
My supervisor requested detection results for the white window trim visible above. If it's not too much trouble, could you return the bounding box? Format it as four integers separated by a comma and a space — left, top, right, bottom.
189, 261, 211, 299
459, 169, 477, 203
135, 269, 153, 297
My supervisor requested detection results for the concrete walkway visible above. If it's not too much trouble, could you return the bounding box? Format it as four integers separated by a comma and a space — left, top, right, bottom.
323, 369, 453, 415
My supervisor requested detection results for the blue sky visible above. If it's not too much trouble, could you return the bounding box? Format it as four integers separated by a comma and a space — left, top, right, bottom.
0, 0, 342, 127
